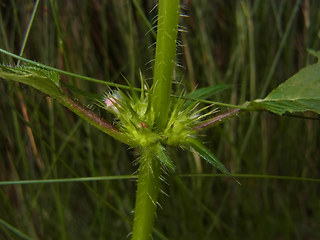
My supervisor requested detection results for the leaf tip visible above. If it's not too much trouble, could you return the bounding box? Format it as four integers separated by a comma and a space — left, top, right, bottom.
307, 49, 320, 61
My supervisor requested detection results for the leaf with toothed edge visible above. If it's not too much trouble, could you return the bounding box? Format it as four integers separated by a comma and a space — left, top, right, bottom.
246, 49, 320, 115
0, 64, 64, 99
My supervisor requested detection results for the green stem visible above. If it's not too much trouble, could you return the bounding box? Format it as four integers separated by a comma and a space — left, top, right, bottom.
131, 1, 180, 239
193, 108, 241, 131
151, 0, 180, 130
132, 148, 161, 240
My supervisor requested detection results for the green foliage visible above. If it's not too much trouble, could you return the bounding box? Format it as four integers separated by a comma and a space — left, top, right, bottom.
247, 50, 320, 115
0, 64, 63, 99
0, 60, 230, 176
186, 138, 231, 177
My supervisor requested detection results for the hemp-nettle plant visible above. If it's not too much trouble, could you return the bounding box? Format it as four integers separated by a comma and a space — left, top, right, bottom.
0, 0, 320, 239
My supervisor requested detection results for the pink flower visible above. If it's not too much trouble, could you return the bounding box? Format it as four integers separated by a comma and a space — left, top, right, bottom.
104, 93, 121, 114
105, 96, 118, 108
138, 122, 148, 129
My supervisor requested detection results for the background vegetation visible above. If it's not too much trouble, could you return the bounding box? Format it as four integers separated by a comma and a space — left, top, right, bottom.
0, 0, 319, 239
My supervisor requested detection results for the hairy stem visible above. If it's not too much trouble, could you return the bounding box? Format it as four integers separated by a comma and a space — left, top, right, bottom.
132, 148, 161, 240
193, 108, 241, 131
132, 0, 180, 239
151, 0, 180, 130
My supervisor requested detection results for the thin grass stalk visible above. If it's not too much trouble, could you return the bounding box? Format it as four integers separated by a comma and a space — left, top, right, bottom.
15, 0, 43, 169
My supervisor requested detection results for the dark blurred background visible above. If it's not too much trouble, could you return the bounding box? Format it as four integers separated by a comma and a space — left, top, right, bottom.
0, 0, 319, 239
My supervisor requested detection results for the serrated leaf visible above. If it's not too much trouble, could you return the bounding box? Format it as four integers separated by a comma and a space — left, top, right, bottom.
187, 138, 230, 176
154, 143, 175, 171
247, 53, 320, 115
0, 65, 63, 99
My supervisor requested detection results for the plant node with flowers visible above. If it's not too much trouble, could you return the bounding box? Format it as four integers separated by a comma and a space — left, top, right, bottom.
99, 79, 230, 175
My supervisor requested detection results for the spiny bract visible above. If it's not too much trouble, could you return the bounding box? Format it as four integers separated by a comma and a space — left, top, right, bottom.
101, 84, 215, 149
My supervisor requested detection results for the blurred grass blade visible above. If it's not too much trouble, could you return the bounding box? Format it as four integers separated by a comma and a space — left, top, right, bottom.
184, 84, 232, 107
187, 138, 230, 176
0, 218, 33, 240
154, 143, 175, 171
61, 82, 102, 101
0, 175, 138, 186
246, 50, 320, 115
186, 84, 232, 100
